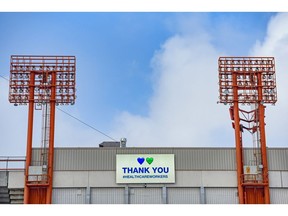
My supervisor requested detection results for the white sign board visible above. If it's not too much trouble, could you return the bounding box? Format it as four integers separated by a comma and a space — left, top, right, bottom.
244, 165, 258, 174
116, 154, 175, 184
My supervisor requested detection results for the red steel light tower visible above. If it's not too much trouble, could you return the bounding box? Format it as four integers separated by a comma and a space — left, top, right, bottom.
9, 55, 76, 204
218, 57, 277, 204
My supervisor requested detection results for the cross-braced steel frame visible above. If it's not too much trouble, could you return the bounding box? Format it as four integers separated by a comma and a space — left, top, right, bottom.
218, 57, 277, 204
9, 55, 76, 204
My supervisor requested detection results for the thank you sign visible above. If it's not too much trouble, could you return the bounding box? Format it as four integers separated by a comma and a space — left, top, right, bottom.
116, 154, 175, 183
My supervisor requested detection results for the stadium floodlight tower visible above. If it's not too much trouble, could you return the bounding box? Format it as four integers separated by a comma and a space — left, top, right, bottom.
218, 57, 277, 204
9, 55, 76, 204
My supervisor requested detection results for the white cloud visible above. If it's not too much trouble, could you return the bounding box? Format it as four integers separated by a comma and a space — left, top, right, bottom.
111, 31, 234, 147
111, 13, 288, 148
2, 13, 287, 157
250, 13, 288, 147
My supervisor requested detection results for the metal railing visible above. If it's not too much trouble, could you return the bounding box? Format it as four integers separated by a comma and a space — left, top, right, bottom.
0, 156, 26, 171
241, 173, 268, 185
26, 174, 49, 186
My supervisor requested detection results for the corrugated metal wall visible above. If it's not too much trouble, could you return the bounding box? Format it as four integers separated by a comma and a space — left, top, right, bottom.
51, 187, 288, 204
270, 188, 288, 204
205, 188, 238, 204
173, 148, 235, 170
31, 147, 288, 204
31, 148, 288, 172
91, 188, 124, 204
0, 171, 8, 186
116, 148, 174, 155
167, 188, 200, 204
52, 188, 86, 204
243, 149, 259, 166
268, 149, 288, 170
54, 148, 116, 171
130, 188, 162, 204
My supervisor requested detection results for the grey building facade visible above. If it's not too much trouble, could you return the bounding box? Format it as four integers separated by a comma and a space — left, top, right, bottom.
3, 147, 288, 204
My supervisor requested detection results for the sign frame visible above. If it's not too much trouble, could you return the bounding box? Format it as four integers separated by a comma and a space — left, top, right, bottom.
116, 154, 175, 184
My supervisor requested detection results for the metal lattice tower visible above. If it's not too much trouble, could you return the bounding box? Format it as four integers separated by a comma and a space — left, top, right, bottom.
9, 55, 76, 204
218, 57, 277, 204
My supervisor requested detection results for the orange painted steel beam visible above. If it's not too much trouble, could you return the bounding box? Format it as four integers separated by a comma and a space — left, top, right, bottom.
46, 71, 56, 204
257, 72, 270, 204
232, 72, 245, 204
9, 55, 76, 204
24, 71, 35, 204
218, 57, 276, 204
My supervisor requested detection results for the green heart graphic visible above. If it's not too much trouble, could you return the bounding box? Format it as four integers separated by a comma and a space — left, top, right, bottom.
146, 157, 154, 165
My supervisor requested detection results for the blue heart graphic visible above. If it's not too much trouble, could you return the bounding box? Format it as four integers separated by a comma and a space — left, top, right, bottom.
137, 157, 145, 165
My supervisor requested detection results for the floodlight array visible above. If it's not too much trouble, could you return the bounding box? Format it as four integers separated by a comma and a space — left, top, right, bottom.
218, 57, 277, 105
9, 55, 76, 106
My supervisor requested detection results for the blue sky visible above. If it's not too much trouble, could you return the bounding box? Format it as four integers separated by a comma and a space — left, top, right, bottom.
1, 12, 288, 156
